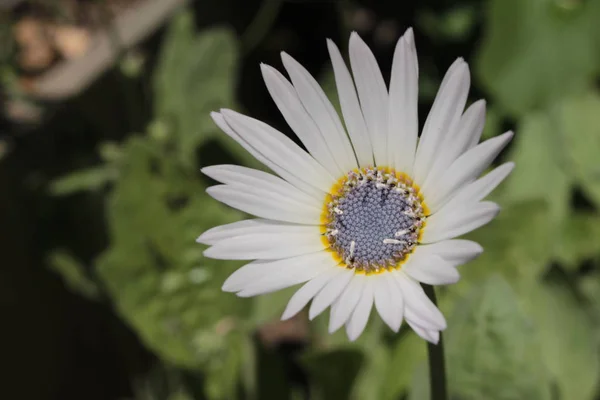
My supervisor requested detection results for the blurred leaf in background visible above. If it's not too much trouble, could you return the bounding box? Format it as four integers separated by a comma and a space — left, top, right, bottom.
152, 12, 238, 168
444, 276, 551, 400
477, 0, 600, 117
48, 9, 261, 400
523, 274, 599, 400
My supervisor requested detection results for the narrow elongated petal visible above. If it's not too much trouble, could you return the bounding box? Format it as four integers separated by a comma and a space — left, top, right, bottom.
260, 64, 343, 176
281, 52, 357, 172
385, 274, 405, 330
426, 131, 514, 211
222, 260, 271, 292
211, 112, 324, 200
373, 274, 403, 332
203, 226, 324, 260
415, 239, 483, 266
349, 32, 389, 166
329, 274, 366, 333
421, 100, 486, 192
206, 184, 322, 224
346, 278, 374, 341
439, 162, 515, 212
413, 59, 470, 183
407, 319, 440, 344
422, 201, 500, 243
281, 268, 342, 320
394, 271, 446, 330
327, 39, 373, 167
388, 28, 418, 175
448, 100, 487, 163
309, 267, 354, 319
202, 164, 323, 209
223, 252, 333, 293
198, 219, 303, 246
402, 254, 460, 285
235, 251, 334, 297
221, 109, 336, 192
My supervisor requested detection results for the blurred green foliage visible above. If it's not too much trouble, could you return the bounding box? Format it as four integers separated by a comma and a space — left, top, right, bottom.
46, 2, 600, 400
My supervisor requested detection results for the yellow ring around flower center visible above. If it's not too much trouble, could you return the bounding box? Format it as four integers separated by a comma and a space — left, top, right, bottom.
320, 167, 429, 275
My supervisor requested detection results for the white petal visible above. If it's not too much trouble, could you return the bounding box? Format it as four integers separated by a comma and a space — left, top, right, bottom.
203, 226, 324, 260
439, 162, 515, 212
211, 112, 324, 199
260, 64, 343, 176
420, 100, 486, 193
425, 131, 514, 211
309, 267, 354, 319
415, 239, 483, 266
413, 59, 470, 184
198, 219, 294, 245
388, 28, 418, 175
224, 254, 331, 293
373, 274, 403, 332
202, 165, 322, 209
402, 253, 460, 285
221, 109, 335, 192
281, 267, 341, 320
222, 260, 270, 292
407, 319, 440, 344
235, 251, 334, 297
328, 273, 366, 333
385, 273, 405, 330
452, 99, 487, 159
326, 39, 373, 167
346, 278, 374, 341
422, 201, 500, 243
281, 53, 357, 172
206, 184, 321, 225
348, 32, 389, 166
394, 271, 446, 330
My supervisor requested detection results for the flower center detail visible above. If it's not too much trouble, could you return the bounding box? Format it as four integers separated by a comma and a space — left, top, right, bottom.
321, 167, 427, 274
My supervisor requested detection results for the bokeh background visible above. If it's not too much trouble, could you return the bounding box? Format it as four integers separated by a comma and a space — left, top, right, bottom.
1, 0, 600, 399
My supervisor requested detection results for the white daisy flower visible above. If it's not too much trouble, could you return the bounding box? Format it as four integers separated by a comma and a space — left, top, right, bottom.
197, 28, 514, 343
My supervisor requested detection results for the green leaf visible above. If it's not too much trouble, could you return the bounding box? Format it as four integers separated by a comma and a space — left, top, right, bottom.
48, 250, 100, 300
559, 91, 600, 208
406, 362, 429, 400
460, 201, 553, 290
350, 340, 390, 400
381, 332, 426, 400
497, 91, 600, 269
301, 349, 364, 400
555, 213, 600, 269
477, 0, 600, 117
418, 6, 476, 42
153, 10, 195, 121
522, 276, 599, 400
94, 137, 251, 385
153, 10, 239, 168
443, 275, 552, 400
50, 166, 117, 195
502, 110, 571, 225
580, 270, 600, 316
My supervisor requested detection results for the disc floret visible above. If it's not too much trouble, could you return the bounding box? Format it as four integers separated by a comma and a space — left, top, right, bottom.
322, 167, 427, 274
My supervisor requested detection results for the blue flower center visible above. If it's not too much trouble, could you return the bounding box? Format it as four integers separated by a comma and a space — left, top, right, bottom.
324, 168, 425, 272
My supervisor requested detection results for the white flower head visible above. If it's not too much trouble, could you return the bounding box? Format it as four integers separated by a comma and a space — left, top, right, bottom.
197, 29, 514, 343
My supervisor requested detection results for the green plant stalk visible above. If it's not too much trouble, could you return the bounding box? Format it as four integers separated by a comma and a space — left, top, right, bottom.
423, 284, 448, 400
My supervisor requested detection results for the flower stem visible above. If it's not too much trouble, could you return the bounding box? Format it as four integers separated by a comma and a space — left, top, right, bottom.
422, 284, 448, 400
